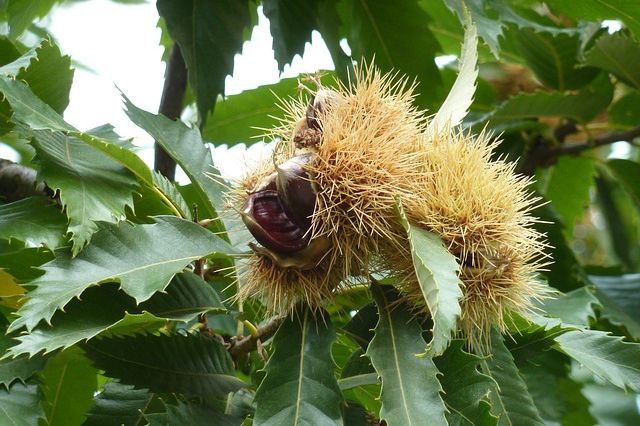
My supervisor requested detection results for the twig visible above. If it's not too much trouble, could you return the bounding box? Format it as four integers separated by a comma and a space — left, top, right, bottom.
154, 44, 187, 180
557, 126, 640, 155
228, 317, 283, 361
519, 125, 640, 174
0, 159, 53, 201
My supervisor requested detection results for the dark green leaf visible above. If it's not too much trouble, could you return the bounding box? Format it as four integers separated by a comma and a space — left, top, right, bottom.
486, 74, 613, 125
344, 0, 441, 103
40, 347, 98, 426
203, 77, 299, 145
0, 197, 67, 248
140, 271, 227, 321
398, 202, 463, 355
156, 0, 251, 122
84, 381, 155, 426
254, 307, 343, 425
151, 171, 192, 220
0, 244, 53, 282
123, 96, 226, 226
0, 381, 44, 426
539, 156, 596, 238
545, 0, 640, 43
5, 284, 163, 357
8, 216, 237, 332
342, 303, 377, 351
604, 159, 640, 210
263, 0, 318, 70
145, 399, 241, 426
590, 274, 640, 329
0, 334, 46, 387
367, 284, 447, 426
435, 340, 497, 426
340, 347, 380, 416
481, 328, 544, 426
85, 334, 245, 395
517, 29, 598, 90
583, 32, 640, 89
554, 329, 640, 392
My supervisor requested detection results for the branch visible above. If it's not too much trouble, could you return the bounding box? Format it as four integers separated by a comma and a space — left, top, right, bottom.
0, 159, 52, 201
557, 126, 640, 155
519, 125, 640, 175
228, 317, 283, 361
154, 44, 188, 180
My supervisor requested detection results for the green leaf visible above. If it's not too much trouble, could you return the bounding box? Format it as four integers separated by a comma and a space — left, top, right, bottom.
85, 333, 245, 395
397, 201, 463, 356
0, 243, 53, 282
5, 285, 164, 358
538, 287, 600, 327
426, 10, 478, 136
342, 303, 377, 350
203, 77, 300, 145
590, 274, 640, 330
343, 0, 441, 102
554, 329, 640, 391
0, 335, 46, 387
151, 171, 192, 220
254, 307, 343, 425
604, 159, 640, 210
545, 0, 640, 42
8, 216, 237, 332
486, 74, 613, 125
435, 340, 497, 426
0, 197, 67, 248
84, 381, 155, 426
7, 0, 60, 39
516, 29, 598, 91
582, 381, 640, 425
123, 96, 225, 226
263, 0, 318, 70
480, 328, 544, 426
40, 347, 98, 426
145, 399, 241, 426
539, 156, 597, 237
609, 91, 640, 128
29, 129, 138, 254
139, 271, 227, 321
0, 381, 44, 426
367, 284, 447, 426
17, 39, 74, 113
156, 0, 251, 123
583, 32, 640, 89
444, 0, 503, 57
0, 76, 74, 132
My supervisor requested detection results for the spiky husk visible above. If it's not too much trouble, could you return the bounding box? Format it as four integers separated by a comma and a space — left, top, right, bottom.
397, 129, 550, 350
233, 64, 550, 350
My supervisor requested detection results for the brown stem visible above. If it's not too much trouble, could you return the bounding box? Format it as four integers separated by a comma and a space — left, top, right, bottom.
519, 125, 640, 174
228, 317, 283, 361
154, 44, 187, 180
0, 159, 52, 201
556, 126, 640, 155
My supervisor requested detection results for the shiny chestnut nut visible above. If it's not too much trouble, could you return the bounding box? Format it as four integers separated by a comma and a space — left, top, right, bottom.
242, 153, 318, 255
276, 153, 316, 229
241, 189, 310, 254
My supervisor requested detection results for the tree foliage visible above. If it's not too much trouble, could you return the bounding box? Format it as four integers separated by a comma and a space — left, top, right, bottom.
1, 0, 640, 425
